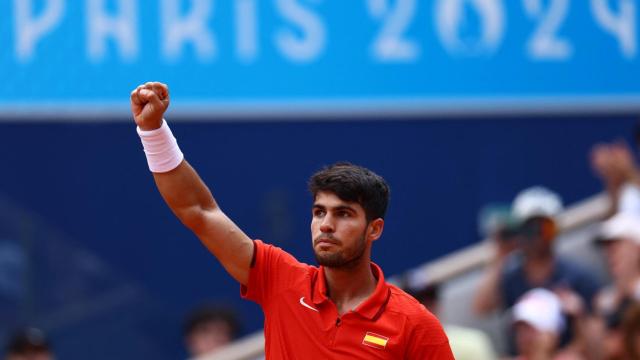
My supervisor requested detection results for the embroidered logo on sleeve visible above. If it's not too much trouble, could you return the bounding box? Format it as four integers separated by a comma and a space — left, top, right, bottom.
362, 332, 389, 349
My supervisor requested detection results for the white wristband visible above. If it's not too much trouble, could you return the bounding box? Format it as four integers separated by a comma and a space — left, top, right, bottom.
136, 119, 184, 173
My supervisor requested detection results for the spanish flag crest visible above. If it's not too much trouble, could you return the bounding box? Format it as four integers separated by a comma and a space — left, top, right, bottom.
362, 332, 389, 349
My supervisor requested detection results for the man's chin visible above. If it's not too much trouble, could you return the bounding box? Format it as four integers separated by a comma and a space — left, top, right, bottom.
314, 251, 345, 268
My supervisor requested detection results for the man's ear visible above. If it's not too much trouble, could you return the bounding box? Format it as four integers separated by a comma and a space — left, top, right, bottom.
367, 218, 385, 242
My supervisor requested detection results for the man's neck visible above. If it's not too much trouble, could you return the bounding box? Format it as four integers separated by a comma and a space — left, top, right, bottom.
324, 261, 378, 316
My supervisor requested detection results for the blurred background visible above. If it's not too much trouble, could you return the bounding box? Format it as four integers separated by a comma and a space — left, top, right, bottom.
1, 1, 639, 359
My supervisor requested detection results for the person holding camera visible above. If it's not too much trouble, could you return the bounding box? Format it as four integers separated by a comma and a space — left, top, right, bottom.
473, 187, 601, 356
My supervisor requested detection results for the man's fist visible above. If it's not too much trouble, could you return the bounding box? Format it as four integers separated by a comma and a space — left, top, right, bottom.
130, 82, 170, 131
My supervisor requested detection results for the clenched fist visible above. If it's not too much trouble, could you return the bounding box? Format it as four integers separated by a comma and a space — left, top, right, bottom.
130, 82, 170, 131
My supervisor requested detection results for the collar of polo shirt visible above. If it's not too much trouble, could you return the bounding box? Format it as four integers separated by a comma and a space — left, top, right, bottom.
311, 262, 392, 320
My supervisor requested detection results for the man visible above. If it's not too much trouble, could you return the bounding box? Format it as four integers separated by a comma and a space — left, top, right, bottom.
588, 212, 640, 360
591, 140, 640, 215
3, 328, 53, 360
130, 82, 453, 359
473, 186, 601, 355
477, 203, 519, 259
510, 288, 583, 360
474, 186, 600, 312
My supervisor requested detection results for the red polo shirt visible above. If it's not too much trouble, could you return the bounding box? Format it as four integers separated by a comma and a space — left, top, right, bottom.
241, 240, 454, 359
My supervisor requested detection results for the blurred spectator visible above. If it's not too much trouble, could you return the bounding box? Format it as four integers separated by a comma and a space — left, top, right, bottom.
510, 288, 583, 360
474, 187, 601, 355
588, 212, 640, 360
478, 203, 520, 258
591, 141, 640, 215
621, 303, 640, 359
183, 305, 240, 358
404, 271, 496, 360
4, 328, 53, 360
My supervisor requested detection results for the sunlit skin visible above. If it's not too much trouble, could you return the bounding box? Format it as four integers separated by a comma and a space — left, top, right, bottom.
310, 191, 384, 315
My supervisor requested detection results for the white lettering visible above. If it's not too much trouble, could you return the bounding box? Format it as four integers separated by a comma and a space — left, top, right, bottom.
161, 0, 217, 62
14, 0, 65, 63
235, 0, 258, 63
523, 0, 572, 60
86, 0, 138, 63
367, 0, 419, 62
435, 0, 504, 56
275, 0, 326, 63
591, 0, 636, 58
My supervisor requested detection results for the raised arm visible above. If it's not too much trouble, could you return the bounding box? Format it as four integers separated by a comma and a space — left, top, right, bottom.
473, 243, 507, 315
131, 82, 253, 285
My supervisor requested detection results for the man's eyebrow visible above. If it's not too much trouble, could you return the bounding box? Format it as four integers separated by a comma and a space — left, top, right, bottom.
312, 204, 326, 210
313, 204, 356, 212
333, 205, 356, 212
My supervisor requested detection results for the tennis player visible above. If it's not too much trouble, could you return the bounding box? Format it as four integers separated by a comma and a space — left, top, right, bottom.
130, 82, 453, 359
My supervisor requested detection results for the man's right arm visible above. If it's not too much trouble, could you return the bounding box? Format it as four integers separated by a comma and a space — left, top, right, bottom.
131, 82, 254, 286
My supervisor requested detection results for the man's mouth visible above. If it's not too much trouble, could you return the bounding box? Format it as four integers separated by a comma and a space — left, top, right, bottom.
315, 237, 340, 247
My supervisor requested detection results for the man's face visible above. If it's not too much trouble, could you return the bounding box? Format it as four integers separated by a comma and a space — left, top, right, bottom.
518, 218, 553, 258
514, 322, 537, 355
311, 191, 372, 268
514, 322, 557, 356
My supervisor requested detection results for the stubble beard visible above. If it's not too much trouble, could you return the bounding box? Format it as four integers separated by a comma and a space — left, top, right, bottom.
314, 232, 367, 269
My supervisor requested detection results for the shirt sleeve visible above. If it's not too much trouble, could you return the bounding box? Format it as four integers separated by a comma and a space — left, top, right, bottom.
405, 313, 455, 360
240, 240, 307, 307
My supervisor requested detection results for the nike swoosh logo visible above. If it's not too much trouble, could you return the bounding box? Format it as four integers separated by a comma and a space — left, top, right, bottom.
299, 297, 319, 312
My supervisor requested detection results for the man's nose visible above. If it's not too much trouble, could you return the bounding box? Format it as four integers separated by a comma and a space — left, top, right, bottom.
320, 214, 335, 233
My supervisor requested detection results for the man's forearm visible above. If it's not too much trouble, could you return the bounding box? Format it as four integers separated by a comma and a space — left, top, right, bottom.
153, 160, 219, 229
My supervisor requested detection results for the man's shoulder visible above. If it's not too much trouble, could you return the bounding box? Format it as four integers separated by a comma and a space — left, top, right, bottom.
242, 240, 318, 305
252, 239, 318, 286
386, 284, 449, 346
387, 284, 424, 310
255, 240, 312, 269
387, 284, 442, 324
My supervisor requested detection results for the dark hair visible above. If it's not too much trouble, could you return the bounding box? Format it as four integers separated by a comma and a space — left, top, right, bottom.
308, 162, 390, 221
183, 305, 240, 339
5, 328, 51, 355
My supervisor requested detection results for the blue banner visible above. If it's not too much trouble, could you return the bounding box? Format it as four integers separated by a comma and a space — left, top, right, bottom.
1, 0, 639, 116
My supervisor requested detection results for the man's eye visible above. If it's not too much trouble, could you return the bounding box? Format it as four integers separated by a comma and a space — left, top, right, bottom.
314, 210, 325, 217
338, 211, 350, 217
